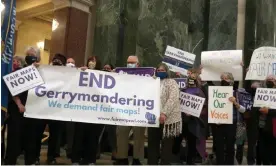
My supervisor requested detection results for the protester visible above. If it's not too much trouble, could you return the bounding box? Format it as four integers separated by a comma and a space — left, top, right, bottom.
103, 63, 114, 72
147, 63, 182, 165
115, 56, 146, 165
173, 69, 207, 164
12, 56, 24, 71
4, 47, 40, 165
214, 72, 246, 165
71, 56, 104, 165
257, 75, 276, 165
98, 63, 117, 160
66, 58, 76, 67
35, 53, 67, 165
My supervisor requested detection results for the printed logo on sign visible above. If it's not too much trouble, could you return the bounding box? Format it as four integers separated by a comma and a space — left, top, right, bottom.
145, 112, 156, 124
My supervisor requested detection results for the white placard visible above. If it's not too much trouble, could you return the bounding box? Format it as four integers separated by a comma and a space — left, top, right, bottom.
245, 47, 276, 80
25, 65, 161, 127
3, 65, 44, 96
162, 45, 196, 76
179, 92, 205, 117
208, 86, 233, 124
253, 88, 276, 109
201, 50, 243, 81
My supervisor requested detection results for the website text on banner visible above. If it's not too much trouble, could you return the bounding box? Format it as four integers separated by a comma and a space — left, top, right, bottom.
245, 47, 276, 80
236, 89, 253, 111
201, 50, 243, 81
208, 86, 233, 124
24, 66, 161, 127
3, 65, 44, 96
162, 45, 196, 76
115, 67, 155, 77
253, 88, 276, 109
180, 92, 205, 117
174, 78, 187, 89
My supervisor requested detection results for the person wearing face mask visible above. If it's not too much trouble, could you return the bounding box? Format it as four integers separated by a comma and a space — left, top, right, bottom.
66, 58, 76, 68
256, 75, 276, 165
4, 47, 40, 165
35, 53, 67, 165
172, 69, 207, 164
71, 56, 104, 165
213, 72, 246, 165
147, 63, 181, 165
115, 56, 146, 165
102, 63, 114, 72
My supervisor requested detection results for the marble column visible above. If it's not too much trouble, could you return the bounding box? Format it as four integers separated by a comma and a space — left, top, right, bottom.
189, 0, 206, 67
135, 0, 191, 67
208, 0, 238, 50
93, 0, 120, 66
50, 0, 93, 66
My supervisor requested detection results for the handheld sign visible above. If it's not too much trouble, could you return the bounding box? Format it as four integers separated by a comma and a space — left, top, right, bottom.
162, 45, 196, 76
236, 89, 253, 111
180, 92, 205, 117
246, 47, 276, 80
208, 86, 233, 124
253, 88, 276, 109
115, 67, 155, 77
3, 65, 44, 96
174, 78, 187, 89
201, 50, 243, 81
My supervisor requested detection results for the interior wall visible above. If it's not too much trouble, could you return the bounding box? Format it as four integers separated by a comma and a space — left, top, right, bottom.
15, 18, 52, 64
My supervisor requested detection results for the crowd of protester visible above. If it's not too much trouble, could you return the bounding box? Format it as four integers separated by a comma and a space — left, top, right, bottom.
1, 46, 276, 165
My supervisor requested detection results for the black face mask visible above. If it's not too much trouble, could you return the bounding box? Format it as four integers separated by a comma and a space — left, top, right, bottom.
266, 81, 274, 88
221, 80, 230, 86
25, 55, 37, 65
103, 69, 110, 72
52, 59, 63, 66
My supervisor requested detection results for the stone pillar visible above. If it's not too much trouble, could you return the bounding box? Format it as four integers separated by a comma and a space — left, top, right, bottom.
50, 0, 94, 66
236, 0, 246, 87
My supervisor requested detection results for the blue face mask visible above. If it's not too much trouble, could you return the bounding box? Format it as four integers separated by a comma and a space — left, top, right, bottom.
156, 72, 168, 79
127, 63, 136, 68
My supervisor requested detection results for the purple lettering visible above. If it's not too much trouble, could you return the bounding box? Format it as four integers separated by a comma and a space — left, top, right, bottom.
104, 75, 116, 89
46, 91, 55, 98
35, 85, 47, 97
79, 72, 88, 86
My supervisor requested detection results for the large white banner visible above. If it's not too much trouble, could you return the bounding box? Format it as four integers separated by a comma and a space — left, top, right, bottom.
162, 45, 196, 76
253, 88, 276, 109
179, 92, 205, 117
208, 86, 233, 124
245, 47, 276, 80
3, 65, 44, 96
201, 50, 243, 81
25, 66, 161, 127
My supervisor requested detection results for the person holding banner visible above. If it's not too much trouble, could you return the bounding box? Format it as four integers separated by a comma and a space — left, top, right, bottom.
147, 63, 182, 165
35, 53, 67, 164
71, 56, 104, 165
214, 72, 246, 165
257, 75, 276, 165
173, 69, 207, 164
5, 48, 41, 165
115, 56, 146, 165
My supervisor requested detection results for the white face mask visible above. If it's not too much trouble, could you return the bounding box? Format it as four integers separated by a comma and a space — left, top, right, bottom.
66, 63, 75, 68
88, 61, 96, 69
127, 63, 136, 68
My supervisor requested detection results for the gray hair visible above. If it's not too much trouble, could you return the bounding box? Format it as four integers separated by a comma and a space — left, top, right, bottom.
220, 72, 235, 86
13, 56, 25, 67
25, 46, 41, 62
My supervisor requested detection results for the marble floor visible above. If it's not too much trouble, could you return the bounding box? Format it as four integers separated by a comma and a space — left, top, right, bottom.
13, 139, 248, 165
